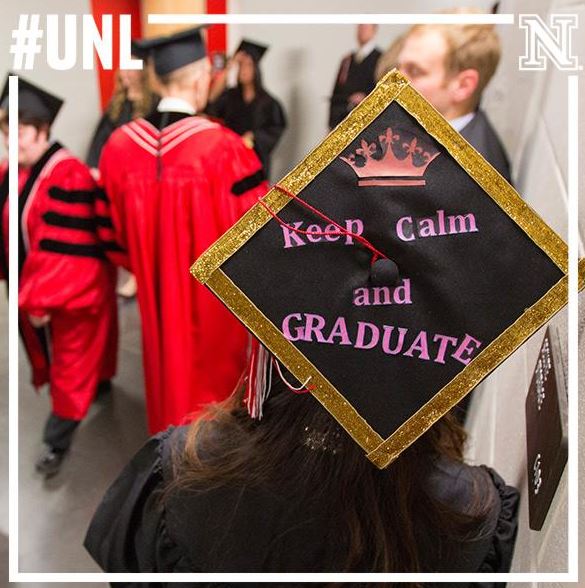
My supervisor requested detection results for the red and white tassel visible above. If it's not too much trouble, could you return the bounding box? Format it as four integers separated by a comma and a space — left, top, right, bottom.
244, 339, 273, 420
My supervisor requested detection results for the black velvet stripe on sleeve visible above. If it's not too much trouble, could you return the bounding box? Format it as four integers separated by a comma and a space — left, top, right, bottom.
94, 189, 108, 202
102, 240, 125, 252
96, 216, 114, 228
48, 186, 97, 204
231, 169, 265, 196
42, 212, 96, 232
39, 239, 105, 260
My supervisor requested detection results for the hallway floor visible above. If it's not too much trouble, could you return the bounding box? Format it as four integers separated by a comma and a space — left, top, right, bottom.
1, 296, 150, 586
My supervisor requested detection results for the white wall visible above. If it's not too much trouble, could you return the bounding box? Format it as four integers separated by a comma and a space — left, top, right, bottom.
0, 0, 102, 160
467, 0, 584, 581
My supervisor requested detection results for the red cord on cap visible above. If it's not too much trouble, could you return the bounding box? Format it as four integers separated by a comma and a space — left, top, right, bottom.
258, 183, 389, 265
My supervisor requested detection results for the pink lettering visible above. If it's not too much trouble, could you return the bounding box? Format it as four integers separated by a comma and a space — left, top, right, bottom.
306, 224, 323, 243
404, 330, 430, 360
325, 316, 352, 345
282, 313, 304, 341
345, 219, 364, 245
303, 313, 328, 343
281, 222, 306, 248
355, 321, 379, 349
324, 223, 340, 242
452, 334, 482, 365
432, 334, 459, 364
381, 326, 408, 355
396, 216, 415, 242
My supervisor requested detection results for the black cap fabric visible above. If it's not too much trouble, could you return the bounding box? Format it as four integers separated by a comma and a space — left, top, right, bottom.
1, 74, 63, 124
130, 39, 150, 61
139, 26, 207, 76
236, 39, 268, 62
193, 70, 581, 468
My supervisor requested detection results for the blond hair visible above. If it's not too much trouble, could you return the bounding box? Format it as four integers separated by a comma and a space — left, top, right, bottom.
409, 8, 501, 102
109, 69, 156, 121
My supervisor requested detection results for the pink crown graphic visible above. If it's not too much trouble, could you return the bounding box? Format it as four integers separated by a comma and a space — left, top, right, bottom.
340, 127, 440, 187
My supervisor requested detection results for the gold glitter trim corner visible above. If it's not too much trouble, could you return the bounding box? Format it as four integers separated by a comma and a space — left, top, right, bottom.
395, 85, 568, 274
367, 274, 577, 468
206, 269, 383, 453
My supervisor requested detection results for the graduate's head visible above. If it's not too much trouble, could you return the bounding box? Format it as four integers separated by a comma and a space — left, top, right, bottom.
168, 372, 495, 573
110, 49, 158, 122
357, 24, 378, 46
397, 9, 501, 119
0, 115, 51, 167
235, 51, 264, 94
0, 75, 61, 166
234, 40, 267, 92
157, 57, 212, 112
139, 26, 210, 111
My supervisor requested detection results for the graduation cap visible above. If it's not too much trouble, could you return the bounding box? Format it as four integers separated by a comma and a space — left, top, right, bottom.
130, 39, 150, 61
0, 74, 63, 125
192, 70, 584, 469
236, 39, 268, 62
139, 26, 207, 77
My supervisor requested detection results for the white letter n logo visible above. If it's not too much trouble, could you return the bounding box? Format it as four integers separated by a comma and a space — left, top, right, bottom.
519, 14, 580, 71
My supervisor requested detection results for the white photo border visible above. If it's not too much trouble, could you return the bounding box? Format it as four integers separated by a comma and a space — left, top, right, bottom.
8, 11, 579, 583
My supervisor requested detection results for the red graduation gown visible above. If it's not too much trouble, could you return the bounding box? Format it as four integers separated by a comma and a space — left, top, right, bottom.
98, 113, 268, 433
0, 143, 118, 420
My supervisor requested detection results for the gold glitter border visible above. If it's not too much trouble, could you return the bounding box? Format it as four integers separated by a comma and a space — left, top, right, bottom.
367, 267, 585, 468
192, 70, 582, 468
206, 269, 384, 453
394, 85, 568, 274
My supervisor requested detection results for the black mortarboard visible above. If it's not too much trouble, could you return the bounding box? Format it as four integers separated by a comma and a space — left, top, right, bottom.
0, 74, 63, 125
192, 70, 584, 468
139, 26, 207, 76
130, 39, 150, 61
236, 39, 268, 62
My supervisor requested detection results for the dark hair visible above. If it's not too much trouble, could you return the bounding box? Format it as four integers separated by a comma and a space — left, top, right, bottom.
166, 374, 495, 574
0, 111, 51, 135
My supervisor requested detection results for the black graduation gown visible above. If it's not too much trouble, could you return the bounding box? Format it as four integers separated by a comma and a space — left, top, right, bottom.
206, 88, 287, 178
85, 426, 520, 585
329, 48, 382, 130
460, 109, 512, 183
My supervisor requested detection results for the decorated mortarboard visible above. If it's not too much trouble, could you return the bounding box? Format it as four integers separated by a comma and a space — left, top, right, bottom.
192, 70, 585, 469
139, 26, 207, 76
236, 39, 268, 63
0, 74, 63, 124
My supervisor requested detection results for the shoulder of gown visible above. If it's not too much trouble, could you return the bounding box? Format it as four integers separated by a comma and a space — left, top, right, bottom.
424, 457, 520, 575
84, 427, 194, 572
86, 428, 520, 576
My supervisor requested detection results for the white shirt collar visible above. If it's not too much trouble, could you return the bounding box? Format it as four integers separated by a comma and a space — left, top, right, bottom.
157, 97, 196, 115
355, 39, 377, 62
450, 111, 476, 132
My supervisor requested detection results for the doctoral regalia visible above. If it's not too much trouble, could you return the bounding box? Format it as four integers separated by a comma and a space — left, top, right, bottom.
0, 144, 118, 420
98, 111, 268, 434
86, 96, 160, 169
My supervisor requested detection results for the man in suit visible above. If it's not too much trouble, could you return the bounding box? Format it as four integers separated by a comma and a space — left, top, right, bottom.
392, 17, 511, 182
329, 24, 382, 130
